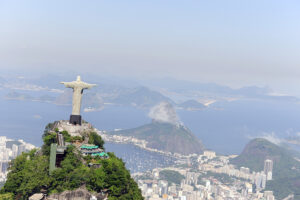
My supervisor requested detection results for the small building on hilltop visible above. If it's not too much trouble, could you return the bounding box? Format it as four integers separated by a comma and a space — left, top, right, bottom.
80, 144, 103, 156
91, 152, 109, 158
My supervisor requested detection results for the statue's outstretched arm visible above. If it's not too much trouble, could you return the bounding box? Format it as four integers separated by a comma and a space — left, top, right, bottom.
83, 83, 97, 89
60, 82, 75, 88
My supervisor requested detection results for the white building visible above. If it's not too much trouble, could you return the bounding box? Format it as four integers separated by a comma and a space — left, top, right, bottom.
264, 159, 273, 181
203, 151, 216, 159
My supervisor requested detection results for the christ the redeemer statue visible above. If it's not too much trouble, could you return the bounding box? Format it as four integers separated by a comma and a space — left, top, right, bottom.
61, 76, 96, 125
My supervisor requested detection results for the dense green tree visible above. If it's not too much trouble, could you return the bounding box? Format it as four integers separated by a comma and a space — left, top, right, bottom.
60, 130, 71, 142
88, 132, 105, 149
0, 193, 14, 200
43, 122, 57, 135
87, 167, 106, 192
102, 153, 143, 200
42, 132, 57, 156
1, 150, 52, 199
70, 136, 84, 142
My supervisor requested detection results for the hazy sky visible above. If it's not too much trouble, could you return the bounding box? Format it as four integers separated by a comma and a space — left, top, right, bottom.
1, 1, 300, 95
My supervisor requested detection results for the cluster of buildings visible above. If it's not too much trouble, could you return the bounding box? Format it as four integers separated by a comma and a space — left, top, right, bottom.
134, 151, 276, 200
200, 156, 273, 191
100, 131, 147, 150
0, 136, 35, 182
101, 130, 278, 199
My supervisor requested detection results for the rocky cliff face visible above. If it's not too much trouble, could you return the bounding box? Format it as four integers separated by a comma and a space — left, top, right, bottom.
53, 120, 95, 137
47, 187, 106, 200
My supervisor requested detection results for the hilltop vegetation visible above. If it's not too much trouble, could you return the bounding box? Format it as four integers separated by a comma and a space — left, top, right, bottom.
0, 123, 143, 200
231, 138, 300, 199
159, 170, 185, 185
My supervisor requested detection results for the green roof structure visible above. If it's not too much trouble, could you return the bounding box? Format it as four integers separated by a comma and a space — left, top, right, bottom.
80, 144, 99, 149
92, 152, 109, 157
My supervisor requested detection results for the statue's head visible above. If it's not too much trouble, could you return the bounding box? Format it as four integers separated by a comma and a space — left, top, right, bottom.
76, 76, 81, 81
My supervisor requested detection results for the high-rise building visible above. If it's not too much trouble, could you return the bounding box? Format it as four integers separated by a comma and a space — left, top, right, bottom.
267, 171, 272, 181
0, 161, 9, 173
158, 180, 168, 196
12, 144, 18, 158
264, 159, 273, 180
0, 137, 6, 147
261, 173, 267, 189
255, 172, 266, 189
240, 167, 250, 174
17, 144, 26, 156
255, 173, 262, 189
264, 191, 275, 200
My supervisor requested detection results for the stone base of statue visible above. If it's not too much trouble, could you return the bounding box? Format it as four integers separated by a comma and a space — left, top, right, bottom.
69, 115, 82, 125
55, 120, 93, 136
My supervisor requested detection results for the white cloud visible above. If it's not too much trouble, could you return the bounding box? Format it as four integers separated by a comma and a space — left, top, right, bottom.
247, 132, 284, 145
148, 101, 181, 125
33, 114, 42, 119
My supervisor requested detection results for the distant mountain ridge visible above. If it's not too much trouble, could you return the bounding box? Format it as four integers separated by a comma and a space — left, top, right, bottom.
54, 86, 173, 109
108, 121, 204, 155
177, 100, 206, 110
110, 87, 173, 107
3, 74, 300, 112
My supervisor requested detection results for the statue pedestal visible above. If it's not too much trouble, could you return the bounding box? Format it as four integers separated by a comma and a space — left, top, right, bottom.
69, 115, 82, 125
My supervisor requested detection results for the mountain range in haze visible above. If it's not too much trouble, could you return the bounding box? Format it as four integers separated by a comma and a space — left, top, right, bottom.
2, 74, 299, 109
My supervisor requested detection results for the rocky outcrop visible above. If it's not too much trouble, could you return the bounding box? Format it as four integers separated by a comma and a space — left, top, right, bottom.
54, 120, 95, 137
47, 187, 106, 200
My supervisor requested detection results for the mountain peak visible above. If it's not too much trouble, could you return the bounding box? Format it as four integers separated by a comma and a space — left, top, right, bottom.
231, 138, 300, 199
231, 138, 290, 172
109, 121, 204, 155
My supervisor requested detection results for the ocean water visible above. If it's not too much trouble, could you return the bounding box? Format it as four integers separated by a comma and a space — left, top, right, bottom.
0, 89, 149, 146
105, 142, 176, 173
178, 99, 300, 154
1, 89, 300, 155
